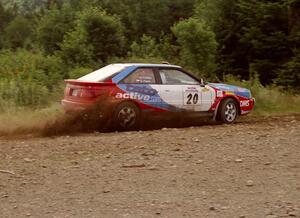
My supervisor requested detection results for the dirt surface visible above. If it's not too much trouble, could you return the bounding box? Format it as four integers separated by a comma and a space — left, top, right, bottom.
0, 116, 300, 218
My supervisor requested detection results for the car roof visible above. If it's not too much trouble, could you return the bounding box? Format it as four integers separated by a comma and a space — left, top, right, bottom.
110, 63, 182, 68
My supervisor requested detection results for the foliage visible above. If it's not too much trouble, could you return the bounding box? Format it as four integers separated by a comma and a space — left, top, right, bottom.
0, 50, 65, 109
110, 56, 164, 66
224, 74, 300, 115
68, 67, 93, 79
0, 78, 49, 109
4, 15, 33, 49
130, 35, 160, 59
128, 34, 180, 65
0, 0, 300, 112
60, 7, 125, 66
93, 0, 196, 41
275, 52, 300, 92
0, 3, 5, 48
195, 0, 251, 80
195, 0, 300, 88
37, 3, 75, 54
172, 18, 217, 79
237, 0, 291, 84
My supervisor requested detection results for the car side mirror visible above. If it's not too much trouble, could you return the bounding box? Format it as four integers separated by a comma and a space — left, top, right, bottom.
200, 78, 205, 87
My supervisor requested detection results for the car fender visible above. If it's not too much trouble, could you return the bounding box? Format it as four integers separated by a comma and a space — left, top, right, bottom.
212, 95, 241, 120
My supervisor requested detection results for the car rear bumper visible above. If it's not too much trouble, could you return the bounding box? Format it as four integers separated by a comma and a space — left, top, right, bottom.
61, 99, 94, 112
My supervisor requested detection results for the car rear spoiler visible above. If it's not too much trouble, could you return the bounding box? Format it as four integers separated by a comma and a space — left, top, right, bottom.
64, 79, 115, 87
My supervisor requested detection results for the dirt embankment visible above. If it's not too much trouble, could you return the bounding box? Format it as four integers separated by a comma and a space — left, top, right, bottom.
0, 116, 300, 218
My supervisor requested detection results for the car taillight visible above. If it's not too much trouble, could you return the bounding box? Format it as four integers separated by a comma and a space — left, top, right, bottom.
80, 89, 95, 98
71, 89, 81, 97
65, 87, 71, 96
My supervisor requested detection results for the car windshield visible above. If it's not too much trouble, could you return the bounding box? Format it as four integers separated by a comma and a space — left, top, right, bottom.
78, 64, 127, 82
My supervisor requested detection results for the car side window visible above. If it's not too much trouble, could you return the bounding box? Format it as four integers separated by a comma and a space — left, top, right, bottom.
122, 68, 156, 84
159, 69, 199, 85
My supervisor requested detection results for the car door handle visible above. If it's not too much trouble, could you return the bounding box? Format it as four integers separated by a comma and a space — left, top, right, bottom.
164, 90, 170, 92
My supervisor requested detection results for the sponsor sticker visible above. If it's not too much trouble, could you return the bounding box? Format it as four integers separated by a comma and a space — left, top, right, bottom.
202, 87, 210, 92
240, 100, 250, 107
185, 87, 198, 93
224, 91, 234, 95
115, 92, 151, 101
125, 85, 158, 96
216, 90, 223, 97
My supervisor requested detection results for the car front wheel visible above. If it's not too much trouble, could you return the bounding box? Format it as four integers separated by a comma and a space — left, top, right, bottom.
113, 102, 140, 130
217, 98, 238, 124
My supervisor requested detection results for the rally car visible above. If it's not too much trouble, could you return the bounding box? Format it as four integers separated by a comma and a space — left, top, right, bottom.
62, 63, 255, 130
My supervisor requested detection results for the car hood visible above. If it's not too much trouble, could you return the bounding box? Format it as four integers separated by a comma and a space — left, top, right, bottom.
208, 83, 252, 98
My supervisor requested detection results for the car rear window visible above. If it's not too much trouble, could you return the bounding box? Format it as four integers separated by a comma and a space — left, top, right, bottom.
78, 64, 127, 82
122, 68, 156, 84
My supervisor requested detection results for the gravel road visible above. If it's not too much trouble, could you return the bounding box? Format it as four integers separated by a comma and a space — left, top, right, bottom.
0, 116, 300, 218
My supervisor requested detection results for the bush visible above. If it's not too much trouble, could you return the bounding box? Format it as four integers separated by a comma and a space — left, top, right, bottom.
60, 7, 125, 66
128, 34, 180, 65
68, 67, 93, 79
130, 35, 160, 58
224, 75, 300, 115
0, 49, 65, 110
172, 17, 217, 79
0, 78, 49, 110
110, 56, 164, 65
275, 52, 300, 92
4, 16, 33, 49
37, 3, 75, 55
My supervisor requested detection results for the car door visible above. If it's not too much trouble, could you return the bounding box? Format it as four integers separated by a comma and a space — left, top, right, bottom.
118, 67, 162, 109
154, 69, 181, 110
156, 68, 215, 112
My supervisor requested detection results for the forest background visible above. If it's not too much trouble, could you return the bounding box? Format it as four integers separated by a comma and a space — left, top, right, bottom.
0, 0, 300, 116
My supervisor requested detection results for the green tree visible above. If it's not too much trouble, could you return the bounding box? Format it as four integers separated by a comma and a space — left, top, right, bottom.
276, 0, 300, 91
0, 2, 14, 49
237, 0, 290, 84
0, 2, 6, 48
195, 0, 300, 89
60, 7, 125, 66
276, 52, 300, 91
94, 0, 196, 41
4, 15, 32, 49
37, 3, 75, 54
172, 17, 217, 78
0, 49, 65, 108
195, 0, 251, 80
129, 34, 180, 64
130, 35, 160, 58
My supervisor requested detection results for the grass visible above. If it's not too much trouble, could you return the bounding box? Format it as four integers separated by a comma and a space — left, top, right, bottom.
224, 76, 300, 116
0, 103, 64, 137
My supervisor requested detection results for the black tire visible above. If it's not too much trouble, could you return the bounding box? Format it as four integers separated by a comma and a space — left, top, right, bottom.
217, 98, 239, 124
113, 102, 141, 130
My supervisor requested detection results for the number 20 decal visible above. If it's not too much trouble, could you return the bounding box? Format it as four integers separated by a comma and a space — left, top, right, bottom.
186, 93, 199, 105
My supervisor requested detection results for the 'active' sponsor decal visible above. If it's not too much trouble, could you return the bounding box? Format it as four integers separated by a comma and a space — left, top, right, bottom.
115, 92, 151, 101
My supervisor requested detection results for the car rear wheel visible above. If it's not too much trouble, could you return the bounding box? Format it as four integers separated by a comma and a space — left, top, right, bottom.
217, 98, 238, 124
113, 102, 140, 130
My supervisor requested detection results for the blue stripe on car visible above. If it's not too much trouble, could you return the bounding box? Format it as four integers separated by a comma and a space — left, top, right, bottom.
113, 66, 183, 111
208, 83, 251, 98
117, 84, 181, 111
112, 66, 137, 83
